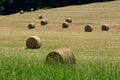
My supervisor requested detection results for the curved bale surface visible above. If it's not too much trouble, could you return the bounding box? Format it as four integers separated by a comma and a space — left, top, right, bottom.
41, 19, 48, 25
45, 48, 75, 65
28, 23, 35, 29
26, 36, 42, 49
101, 24, 109, 31
65, 18, 72, 23
84, 25, 93, 32
62, 22, 69, 28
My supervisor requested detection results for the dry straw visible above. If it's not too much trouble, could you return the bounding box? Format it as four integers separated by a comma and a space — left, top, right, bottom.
26, 36, 42, 49
84, 25, 93, 32
101, 24, 109, 31
28, 23, 35, 29
62, 22, 69, 28
41, 19, 48, 25
65, 18, 72, 23
45, 48, 75, 65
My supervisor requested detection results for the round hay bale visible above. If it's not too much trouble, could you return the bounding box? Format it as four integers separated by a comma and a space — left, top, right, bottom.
28, 23, 35, 29
45, 48, 75, 65
101, 24, 109, 31
41, 19, 48, 25
30, 8, 34, 11
65, 18, 72, 23
62, 22, 69, 28
84, 25, 93, 32
26, 36, 42, 49
38, 15, 43, 19
20, 10, 24, 14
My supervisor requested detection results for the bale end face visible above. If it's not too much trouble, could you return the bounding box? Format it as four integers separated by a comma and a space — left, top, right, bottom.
101, 24, 109, 31
84, 25, 93, 32
28, 23, 35, 29
45, 48, 75, 65
62, 22, 69, 28
26, 36, 42, 49
65, 18, 72, 23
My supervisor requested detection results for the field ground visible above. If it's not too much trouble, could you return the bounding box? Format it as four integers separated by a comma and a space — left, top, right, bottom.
0, 0, 120, 80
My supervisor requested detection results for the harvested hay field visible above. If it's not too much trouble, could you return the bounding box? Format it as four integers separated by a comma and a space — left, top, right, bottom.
0, 0, 120, 79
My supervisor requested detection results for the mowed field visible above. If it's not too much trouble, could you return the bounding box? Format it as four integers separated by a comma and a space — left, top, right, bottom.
0, 0, 120, 80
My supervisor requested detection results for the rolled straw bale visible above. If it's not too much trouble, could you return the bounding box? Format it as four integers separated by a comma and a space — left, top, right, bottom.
101, 24, 109, 31
45, 48, 75, 65
38, 15, 43, 19
65, 18, 72, 23
41, 19, 48, 25
26, 36, 42, 49
20, 10, 24, 14
30, 8, 34, 11
84, 25, 93, 32
62, 22, 69, 28
28, 23, 35, 29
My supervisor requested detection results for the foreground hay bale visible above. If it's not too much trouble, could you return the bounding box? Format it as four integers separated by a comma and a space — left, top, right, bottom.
20, 10, 24, 14
45, 48, 75, 65
28, 23, 35, 29
38, 15, 43, 19
84, 25, 93, 32
65, 18, 72, 23
26, 36, 42, 49
101, 24, 109, 31
62, 22, 69, 28
41, 19, 48, 25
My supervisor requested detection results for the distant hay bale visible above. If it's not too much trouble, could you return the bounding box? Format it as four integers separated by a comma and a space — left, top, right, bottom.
62, 22, 69, 28
26, 36, 42, 49
30, 8, 34, 11
65, 18, 72, 23
28, 23, 35, 29
101, 24, 109, 31
45, 48, 75, 65
84, 25, 93, 32
38, 15, 43, 19
20, 10, 24, 14
41, 19, 48, 25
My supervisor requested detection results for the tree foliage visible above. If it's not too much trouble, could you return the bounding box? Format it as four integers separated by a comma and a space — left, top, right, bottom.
0, 0, 114, 15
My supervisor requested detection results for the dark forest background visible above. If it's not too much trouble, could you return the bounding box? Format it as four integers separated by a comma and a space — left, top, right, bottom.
0, 0, 114, 15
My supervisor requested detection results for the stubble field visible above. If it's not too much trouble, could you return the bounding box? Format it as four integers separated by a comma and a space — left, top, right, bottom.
0, 0, 120, 80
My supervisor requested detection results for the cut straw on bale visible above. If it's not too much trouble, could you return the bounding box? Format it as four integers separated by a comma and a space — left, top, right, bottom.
84, 25, 93, 32
41, 19, 48, 25
65, 18, 72, 23
26, 36, 42, 49
38, 15, 43, 19
101, 24, 109, 31
62, 22, 69, 28
28, 23, 35, 29
45, 48, 75, 65
20, 10, 24, 14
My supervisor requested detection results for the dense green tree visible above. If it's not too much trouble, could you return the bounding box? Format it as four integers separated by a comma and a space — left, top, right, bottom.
0, 0, 114, 15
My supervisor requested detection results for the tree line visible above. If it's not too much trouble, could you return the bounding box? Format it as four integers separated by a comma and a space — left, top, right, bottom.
0, 0, 114, 15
